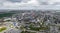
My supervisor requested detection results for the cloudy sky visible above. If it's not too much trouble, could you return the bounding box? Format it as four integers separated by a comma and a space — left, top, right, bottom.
0, 0, 60, 10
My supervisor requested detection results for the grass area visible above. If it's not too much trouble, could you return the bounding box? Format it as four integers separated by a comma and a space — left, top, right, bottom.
29, 27, 40, 31
0, 27, 7, 32
21, 31, 36, 33
29, 26, 49, 31
28, 24, 49, 31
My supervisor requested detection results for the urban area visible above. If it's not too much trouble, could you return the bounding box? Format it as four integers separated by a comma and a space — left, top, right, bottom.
0, 10, 60, 33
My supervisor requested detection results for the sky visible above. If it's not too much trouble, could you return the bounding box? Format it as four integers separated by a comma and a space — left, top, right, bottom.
0, 0, 60, 10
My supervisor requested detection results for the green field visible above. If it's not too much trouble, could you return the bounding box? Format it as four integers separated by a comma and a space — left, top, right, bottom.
0, 27, 7, 32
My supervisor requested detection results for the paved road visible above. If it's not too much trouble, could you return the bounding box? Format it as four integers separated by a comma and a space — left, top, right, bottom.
6, 28, 21, 33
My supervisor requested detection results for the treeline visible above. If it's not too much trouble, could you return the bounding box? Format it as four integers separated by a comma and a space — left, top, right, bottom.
0, 12, 15, 18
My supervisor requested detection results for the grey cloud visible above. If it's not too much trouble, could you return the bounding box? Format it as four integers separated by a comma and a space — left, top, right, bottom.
0, 0, 60, 10
7, 0, 22, 2
7, 0, 31, 3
